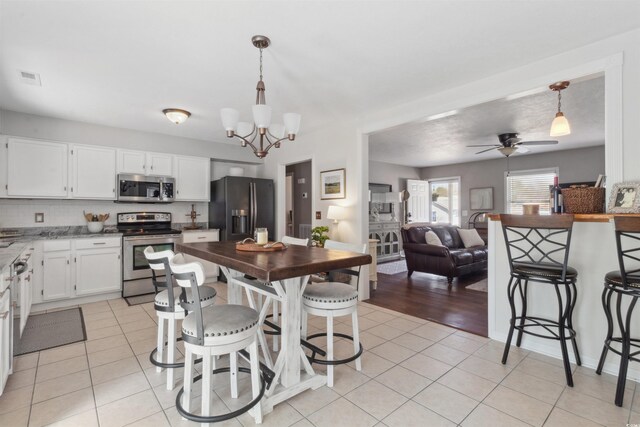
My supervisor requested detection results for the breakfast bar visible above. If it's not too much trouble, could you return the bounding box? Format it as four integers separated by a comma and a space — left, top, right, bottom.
176, 240, 371, 415
487, 213, 640, 380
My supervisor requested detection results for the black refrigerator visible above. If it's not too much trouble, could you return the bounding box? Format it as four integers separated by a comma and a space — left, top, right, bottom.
209, 176, 275, 242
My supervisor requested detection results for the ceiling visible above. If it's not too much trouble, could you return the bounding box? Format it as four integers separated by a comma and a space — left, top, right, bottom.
0, 1, 638, 146
369, 76, 605, 167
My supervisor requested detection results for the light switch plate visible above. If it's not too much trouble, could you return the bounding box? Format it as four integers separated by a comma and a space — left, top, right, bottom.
297, 178, 306, 184
35, 213, 44, 223
302, 192, 308, 198
316, 211, 321, 220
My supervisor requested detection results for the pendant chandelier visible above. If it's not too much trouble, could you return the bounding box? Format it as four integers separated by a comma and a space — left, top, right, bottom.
549, 81, 571, 137
220, 35, 301, 159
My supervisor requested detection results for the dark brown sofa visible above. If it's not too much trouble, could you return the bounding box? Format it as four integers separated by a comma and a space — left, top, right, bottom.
401, 224, 487, 285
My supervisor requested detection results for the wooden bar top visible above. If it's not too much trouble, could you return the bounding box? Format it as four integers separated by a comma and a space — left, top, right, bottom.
487, 213, 640, 223
177, 241, 372, 282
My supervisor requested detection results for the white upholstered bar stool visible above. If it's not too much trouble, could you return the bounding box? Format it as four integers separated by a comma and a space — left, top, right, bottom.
302, 240, 366, 387
144, 247, 216, 390
170, 255, 264, 424
266, 236, 309, 352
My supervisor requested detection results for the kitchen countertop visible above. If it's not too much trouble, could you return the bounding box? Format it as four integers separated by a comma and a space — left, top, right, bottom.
0, 226, 123, 271
487, 213, 640, 223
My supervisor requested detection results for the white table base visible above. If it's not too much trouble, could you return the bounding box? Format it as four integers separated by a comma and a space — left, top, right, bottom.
221, 267, 327, 416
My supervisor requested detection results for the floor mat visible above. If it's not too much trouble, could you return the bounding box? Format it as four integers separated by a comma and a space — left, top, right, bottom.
125, 293, 156, 306
14, 308, 86, 356
466, 278, 488, 292
377, 259, 408, 275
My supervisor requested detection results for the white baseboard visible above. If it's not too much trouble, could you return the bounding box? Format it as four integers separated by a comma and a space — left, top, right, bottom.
32, 291, 121, 313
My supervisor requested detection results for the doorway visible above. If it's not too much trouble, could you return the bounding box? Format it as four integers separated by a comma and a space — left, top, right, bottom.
285, 160, 312, 240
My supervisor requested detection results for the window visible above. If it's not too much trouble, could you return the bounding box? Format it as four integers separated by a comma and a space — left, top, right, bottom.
505, 168, 558, 214
429, 178, 460, 226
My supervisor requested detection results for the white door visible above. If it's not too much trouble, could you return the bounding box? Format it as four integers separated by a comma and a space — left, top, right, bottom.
7, 138, 68, 197
42, 252, 72, 301
70, 145, 117, 199
429, 178, 461, 226
175, 156, 210, 201
406, 179, 430, 223
147, 153, 173, 176
117, 149, 147, 175
75, 248, 121, 296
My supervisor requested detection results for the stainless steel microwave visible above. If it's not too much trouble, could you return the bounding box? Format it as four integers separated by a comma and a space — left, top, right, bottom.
117, 174, 175, 203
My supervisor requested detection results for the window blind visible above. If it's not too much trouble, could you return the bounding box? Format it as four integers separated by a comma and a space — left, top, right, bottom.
506, 169, 557, 214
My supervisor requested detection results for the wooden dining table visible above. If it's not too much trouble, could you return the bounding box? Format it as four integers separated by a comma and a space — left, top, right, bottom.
176, 240, 371, 415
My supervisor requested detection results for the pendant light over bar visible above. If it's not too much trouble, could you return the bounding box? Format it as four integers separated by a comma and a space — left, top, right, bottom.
549, 81, 571, 137
220, 35, 302, 158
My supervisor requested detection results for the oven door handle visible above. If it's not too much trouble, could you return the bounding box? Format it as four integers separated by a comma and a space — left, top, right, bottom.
123, 235, 180, 241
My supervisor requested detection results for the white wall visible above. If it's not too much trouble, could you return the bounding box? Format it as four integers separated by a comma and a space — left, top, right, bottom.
211, 160, 259, 180
0, 198, 206, 228
420, 146, 605, 224
0, 109, 261, 163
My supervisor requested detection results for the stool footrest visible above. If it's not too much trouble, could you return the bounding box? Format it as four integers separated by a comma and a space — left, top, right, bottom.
512, 316, 577, 341
175, 366, 266, 423
263, 315, 281, 336
305, 332, 363, 366
149, 337, 202, 369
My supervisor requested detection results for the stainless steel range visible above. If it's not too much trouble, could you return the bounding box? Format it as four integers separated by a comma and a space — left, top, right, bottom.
119, 212, 182, 297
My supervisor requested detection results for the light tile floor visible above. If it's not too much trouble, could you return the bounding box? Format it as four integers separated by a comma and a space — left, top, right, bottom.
1, 281, 636, 426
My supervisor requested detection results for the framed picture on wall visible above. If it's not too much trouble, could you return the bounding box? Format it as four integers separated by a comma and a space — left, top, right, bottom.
608, 182, 640, 213
470, 187, 493, 210
320, 168, 346, 200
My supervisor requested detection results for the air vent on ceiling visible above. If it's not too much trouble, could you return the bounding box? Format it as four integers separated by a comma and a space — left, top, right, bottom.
18, 70, 42, 86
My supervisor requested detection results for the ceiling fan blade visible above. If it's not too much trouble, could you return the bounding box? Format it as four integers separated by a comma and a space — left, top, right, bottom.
520, 140, 559, 146
475, 147, 498, 154
467, 144, 501, 147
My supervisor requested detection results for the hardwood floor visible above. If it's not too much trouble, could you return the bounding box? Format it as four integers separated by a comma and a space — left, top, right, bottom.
366, 269, 488, 337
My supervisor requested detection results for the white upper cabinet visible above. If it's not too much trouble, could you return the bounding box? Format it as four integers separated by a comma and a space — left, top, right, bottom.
117, 149, 147, 175
70, 145, 117, 199
174, 155, 210, 201
7, 138, 68, 197
117, 150, 174, 176
147, 152, 173, 176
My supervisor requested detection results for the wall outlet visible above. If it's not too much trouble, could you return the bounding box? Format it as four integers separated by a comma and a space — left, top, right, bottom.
316, 211, 321, 220
35, 213, 44, 223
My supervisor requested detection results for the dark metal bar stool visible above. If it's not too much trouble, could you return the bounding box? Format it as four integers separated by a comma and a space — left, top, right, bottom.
596, 216, 640, 407
500, 214, 581, 387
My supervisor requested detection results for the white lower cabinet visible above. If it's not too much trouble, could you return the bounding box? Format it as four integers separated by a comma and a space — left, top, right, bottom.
0, 267, 12, 395
182, 230, 219, 280
42, 242, 72, 301
42, 237, 121, 301
75, 238, 121, 296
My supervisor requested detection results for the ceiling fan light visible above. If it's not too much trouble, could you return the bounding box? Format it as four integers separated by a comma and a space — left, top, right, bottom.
550, 112, 571, 137
163, 108, 191, 125
498, 147, 518, 157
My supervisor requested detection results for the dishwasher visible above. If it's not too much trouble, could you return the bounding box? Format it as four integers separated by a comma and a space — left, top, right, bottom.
12, 258, 31, 338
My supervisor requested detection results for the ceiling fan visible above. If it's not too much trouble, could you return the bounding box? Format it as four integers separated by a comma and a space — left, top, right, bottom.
468, 133, 558, 157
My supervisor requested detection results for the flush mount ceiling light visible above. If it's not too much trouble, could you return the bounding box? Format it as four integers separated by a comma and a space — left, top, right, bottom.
163, 108, 191, 125
220, 35, 301, 159
549, 81, 571, 137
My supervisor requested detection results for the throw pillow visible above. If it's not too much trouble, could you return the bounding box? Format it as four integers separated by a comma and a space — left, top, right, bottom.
459, 228, 485, 248
425, 230, 443, 246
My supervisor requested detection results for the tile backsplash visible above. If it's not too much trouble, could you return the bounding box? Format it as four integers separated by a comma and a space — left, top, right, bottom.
0, 199, 208, 228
